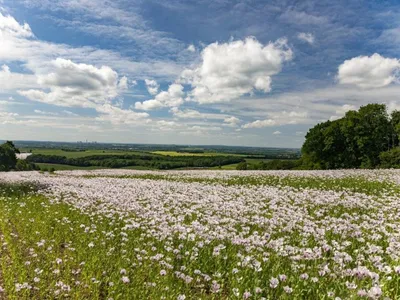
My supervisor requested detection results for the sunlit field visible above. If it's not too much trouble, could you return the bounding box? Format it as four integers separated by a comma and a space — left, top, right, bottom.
1, 169, 400, 299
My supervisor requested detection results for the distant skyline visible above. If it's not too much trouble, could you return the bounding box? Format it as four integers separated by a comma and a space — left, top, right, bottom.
1, 0, 400, 147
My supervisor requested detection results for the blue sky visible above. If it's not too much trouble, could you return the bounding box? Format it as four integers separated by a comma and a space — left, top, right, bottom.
1, 0, 400, 147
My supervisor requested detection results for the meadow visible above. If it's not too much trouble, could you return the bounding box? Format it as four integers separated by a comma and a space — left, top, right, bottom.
1, 169, 400, 299
151, 151, 247, 157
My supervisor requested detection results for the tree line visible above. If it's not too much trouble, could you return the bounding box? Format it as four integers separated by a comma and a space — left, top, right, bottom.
27, 153, 244, 169
301, 103, 400, 169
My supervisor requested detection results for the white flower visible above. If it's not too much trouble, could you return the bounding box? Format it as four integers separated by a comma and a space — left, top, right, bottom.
270, 277, 279, 288
121, 276, 130, 284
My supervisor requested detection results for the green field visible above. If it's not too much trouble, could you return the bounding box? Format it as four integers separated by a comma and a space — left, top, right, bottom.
22, 149, 142, 158
151, 151, 247, 157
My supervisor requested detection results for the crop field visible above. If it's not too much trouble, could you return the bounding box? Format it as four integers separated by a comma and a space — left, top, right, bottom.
0, 169, 400, 299
151, 151, 247, 157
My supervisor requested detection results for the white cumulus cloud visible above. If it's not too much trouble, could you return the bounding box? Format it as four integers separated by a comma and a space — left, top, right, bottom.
135, 83, 184, 110
182, 37, 292, 104
337, 53, 400, 88
243, 119, 277, 128
19, 58, 124, 108
144, 79, 159, 95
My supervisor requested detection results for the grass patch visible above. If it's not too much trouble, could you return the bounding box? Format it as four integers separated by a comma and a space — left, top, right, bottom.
151, 151, 246, 157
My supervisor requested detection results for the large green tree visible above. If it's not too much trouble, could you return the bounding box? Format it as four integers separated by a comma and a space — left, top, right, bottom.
302, 104, 396, 169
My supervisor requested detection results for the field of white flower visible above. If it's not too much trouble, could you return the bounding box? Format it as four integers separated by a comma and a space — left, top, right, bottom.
1, 169, 400, 299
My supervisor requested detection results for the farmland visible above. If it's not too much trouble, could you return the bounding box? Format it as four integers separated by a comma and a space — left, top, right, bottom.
0, 169, 400, 299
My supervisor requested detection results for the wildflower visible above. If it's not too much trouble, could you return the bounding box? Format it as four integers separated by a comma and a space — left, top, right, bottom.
88, 242, 94, 248
368, 286, 382, 299
283, 286, 293, 294
243, 291, 252, 299
300, 273, 309, 280
357, 289, 367, 297
160, 270, 167, 276
269, 277, 279, 288
177, 295, 186, 300
211, 281, 220, 293
121, 276, 130, 284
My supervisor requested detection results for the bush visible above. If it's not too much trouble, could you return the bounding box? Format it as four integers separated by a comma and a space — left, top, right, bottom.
379, 148, 400, 168
236, 161, 248, 170
15, 160, 38, 171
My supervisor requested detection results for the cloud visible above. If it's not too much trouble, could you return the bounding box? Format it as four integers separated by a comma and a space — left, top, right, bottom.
118, 76, 128, 89
34, 109, 59, 116
170, 107, 230, 120
273, 131, 281, 135
0, 111, 19, 124
135, 83, 184, 110
280, 10, 328, 25
243, 119, 276, 128
376, 28, 400, 49
0, 64, 38, 90
0, 12, 183, 83
337, 53, 400, 89
182, 37, 292, 104
187, 45, 196, 52
224, 116, 241, 126
0, 12, 33, 37
329, 104, 357, 121
22, 0, 186, 59
242, 111, 308, 128
144, 79, 159, 95
96, 104, 149, 125
19, 58, 124, 108
62, 110, 79, 117
297, 32, 315, 44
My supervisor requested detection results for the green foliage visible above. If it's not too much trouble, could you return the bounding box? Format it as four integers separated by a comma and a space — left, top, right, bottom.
302, 104, 397, 169
28, 153, 244, 170
15, 160, 39, 171
379, 147, 400, 168
236, 161, 248, 170
254, 159, 301, 170
0, 141, 19, 171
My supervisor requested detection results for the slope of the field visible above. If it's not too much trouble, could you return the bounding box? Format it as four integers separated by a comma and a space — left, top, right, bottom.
0, 169, 399, 299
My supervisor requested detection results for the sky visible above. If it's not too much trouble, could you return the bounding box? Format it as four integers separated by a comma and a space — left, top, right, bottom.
1, 0, 400, 148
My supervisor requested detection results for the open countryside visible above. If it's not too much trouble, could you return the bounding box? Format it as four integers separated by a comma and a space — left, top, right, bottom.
2, 0, 400, 299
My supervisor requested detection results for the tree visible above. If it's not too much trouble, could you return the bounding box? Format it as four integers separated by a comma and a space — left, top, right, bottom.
0, 141, 19, 171
236, 161, 248, 170
353, 104, 391, 168
391, 110, 400, 147
302, 104, 394, 169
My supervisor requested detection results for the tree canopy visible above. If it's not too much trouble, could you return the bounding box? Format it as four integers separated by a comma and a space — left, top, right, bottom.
302, 104, 400, 169
0, 141, 19, 171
